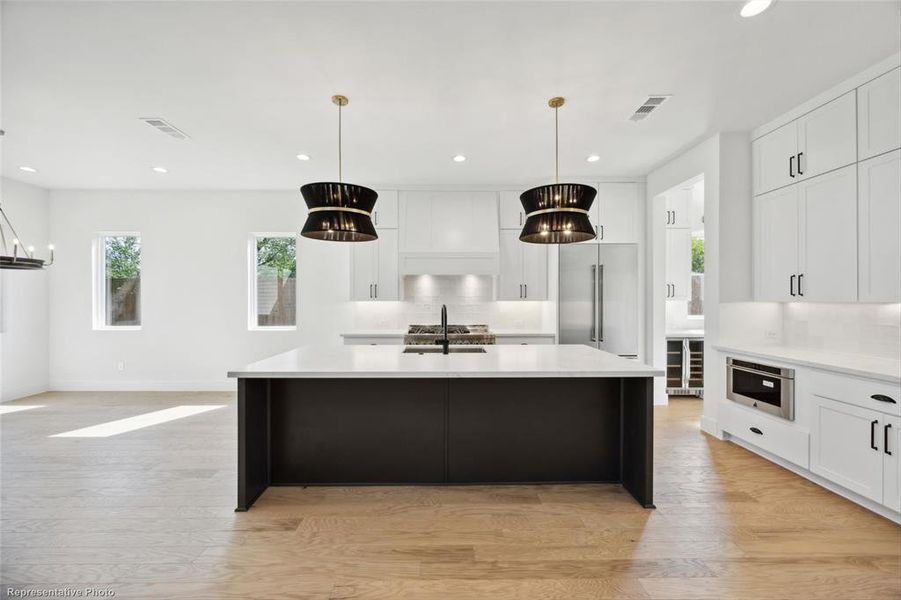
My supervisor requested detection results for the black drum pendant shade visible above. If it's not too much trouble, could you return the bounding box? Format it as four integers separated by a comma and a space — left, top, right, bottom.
300, 95, 378, 242
300, 182, 378, 242
519, 97, 597, 244
519, 183, 597, 243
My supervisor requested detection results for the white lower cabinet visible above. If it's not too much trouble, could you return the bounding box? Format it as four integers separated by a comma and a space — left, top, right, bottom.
350, 229, 399, 301
809, 395, 885, 502
807, 372, 901, 511
722, 402, 809, 469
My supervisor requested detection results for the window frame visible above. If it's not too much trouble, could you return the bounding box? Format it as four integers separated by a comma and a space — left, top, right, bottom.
92, 231, 143, 331
687, 232, 704, 321
247, 232, 298, 331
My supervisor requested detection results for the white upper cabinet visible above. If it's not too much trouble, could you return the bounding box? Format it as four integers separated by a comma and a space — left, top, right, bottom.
664, 228, 691, 301
798, 165, 858, 303
754, 166, 857, 303
664, 187, 691, 229
499, 191, 525, 230
859, 150, 901, 302
498, 229, 547, 300
754, 185, 799, 302
858, 67, 901, 161
796, 91, 857, 182
596, 182, 639, 242
350, 229, 399, 301
399, 191, 499, 253
753, 122, 799, 195
753, 91, 856, 196
372, 190, 398, 229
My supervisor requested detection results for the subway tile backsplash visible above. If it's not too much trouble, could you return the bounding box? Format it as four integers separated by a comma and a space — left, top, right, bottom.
351, 275, 553, 331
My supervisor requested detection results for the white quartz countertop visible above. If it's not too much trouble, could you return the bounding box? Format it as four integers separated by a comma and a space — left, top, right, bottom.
666, 329, 705, 339
714, 343, 901, 384
229, 344, 662, 379
339, 330, 556, 338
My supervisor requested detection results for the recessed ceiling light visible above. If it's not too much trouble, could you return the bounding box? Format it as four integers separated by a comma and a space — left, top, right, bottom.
18, 166, 37, 173
453, 155, 467, 163
296, 154, 311, 161
586, 155, 601, 163
740, 0, 773, 18
151, 166, 168, 174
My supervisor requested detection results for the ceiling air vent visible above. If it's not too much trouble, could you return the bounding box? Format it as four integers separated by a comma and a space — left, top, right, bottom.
629, 95, 672, 122
139, 117, 189, 140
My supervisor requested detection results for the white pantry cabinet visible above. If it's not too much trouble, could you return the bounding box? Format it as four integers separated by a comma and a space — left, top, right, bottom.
858, 67, 901, 161
858, 150, 901, 303
499, 191, 526, 230
754, 165, 857, 302
498, 229, 547, 300
664, 228, 691, 301
372, 190, 398, 229
596, 182, 640, 242
350, 229, 399, 301
753, 92, 856, 195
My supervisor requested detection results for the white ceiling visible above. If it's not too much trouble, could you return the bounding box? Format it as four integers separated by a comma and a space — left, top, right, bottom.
2, 1, 899, 190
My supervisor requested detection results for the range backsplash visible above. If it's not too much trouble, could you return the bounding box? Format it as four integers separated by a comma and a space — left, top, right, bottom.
350, 274, 554, 331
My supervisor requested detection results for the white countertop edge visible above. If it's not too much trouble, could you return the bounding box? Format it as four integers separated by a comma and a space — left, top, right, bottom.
339, 330, 557, 338
714, 344, 901, 385
228, 370, 663, 379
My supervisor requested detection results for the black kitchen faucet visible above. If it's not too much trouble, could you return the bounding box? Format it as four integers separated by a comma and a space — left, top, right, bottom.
436, 304, 450, 354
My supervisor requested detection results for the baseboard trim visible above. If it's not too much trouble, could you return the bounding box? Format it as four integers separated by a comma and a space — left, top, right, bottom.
726, 434, 901, 525
1, 384, 50, 403
49, 380, 235, 392
700, 415, 723, 439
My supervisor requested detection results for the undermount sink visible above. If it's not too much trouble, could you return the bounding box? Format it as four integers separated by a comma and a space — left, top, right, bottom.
402, 346, 487, 354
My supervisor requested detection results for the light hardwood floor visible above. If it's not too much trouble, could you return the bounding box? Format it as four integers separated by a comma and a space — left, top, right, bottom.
1, 392, 899, 599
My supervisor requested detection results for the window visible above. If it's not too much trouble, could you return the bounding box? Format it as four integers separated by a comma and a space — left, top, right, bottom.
94, 234, 142, 329
688, 234, 704, 317
249, 235, 297, 329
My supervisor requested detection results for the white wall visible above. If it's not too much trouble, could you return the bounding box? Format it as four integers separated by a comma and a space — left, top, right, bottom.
0, 177, 50, 401
646, 132, 757, 431
46, 189, 555, 391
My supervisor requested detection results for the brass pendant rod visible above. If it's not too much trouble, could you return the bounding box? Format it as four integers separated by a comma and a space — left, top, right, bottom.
338, 102, 343, 183
554, 105, 559, 184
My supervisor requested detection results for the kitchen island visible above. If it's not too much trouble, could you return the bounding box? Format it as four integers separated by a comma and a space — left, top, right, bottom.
228, 345, 663, 511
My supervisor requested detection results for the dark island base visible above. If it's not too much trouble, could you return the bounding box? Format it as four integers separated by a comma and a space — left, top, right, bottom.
236, 377, 653, 511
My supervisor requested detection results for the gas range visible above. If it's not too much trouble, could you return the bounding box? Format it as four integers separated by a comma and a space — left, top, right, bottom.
403, 324, 496, 346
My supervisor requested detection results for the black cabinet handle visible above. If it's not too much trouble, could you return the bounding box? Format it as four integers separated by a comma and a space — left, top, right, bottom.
599, 225, 604, 240
790, 274, 796, 297
798, 273, 804, 296
671, 210, 676, 225
871, 420, 879, 450
749, 426, 763, 435
797, 152, 804, 175
871, 394, 897, 404
885, 423, 893, 456
789, 155, 795, 178
524, 284, 528, 298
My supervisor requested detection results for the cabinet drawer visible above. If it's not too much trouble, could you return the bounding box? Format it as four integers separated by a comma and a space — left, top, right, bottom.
722, 402, 809, 468
808, 370, 901, 417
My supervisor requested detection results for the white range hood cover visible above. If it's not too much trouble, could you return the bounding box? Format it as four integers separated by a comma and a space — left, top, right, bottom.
398, 191, 500, 275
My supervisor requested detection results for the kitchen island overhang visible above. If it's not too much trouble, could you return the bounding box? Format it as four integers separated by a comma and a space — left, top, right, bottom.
228, 345, 663, 511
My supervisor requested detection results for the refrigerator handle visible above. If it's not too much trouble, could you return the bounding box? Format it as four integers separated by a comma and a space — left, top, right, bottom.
590, 264, 597, 342
597, 264, 604, 342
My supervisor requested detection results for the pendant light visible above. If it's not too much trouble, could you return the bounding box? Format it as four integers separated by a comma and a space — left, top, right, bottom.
519, 97, 597, 244
0, 203, 54, 270
300, 95, 378, 242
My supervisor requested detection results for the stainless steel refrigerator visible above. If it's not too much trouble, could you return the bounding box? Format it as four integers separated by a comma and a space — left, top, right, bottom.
559, 244, 639, 357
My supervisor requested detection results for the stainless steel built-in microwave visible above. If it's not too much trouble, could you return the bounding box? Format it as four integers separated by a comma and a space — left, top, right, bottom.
726, 357, 795, 421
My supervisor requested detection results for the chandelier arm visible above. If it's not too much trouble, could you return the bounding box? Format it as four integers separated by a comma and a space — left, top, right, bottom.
0, 207, 27, 254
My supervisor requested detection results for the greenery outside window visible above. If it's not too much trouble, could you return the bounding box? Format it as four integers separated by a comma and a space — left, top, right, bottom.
94, 233, 142, 329
688, 235, 704, 317
249, 234, 297, 329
